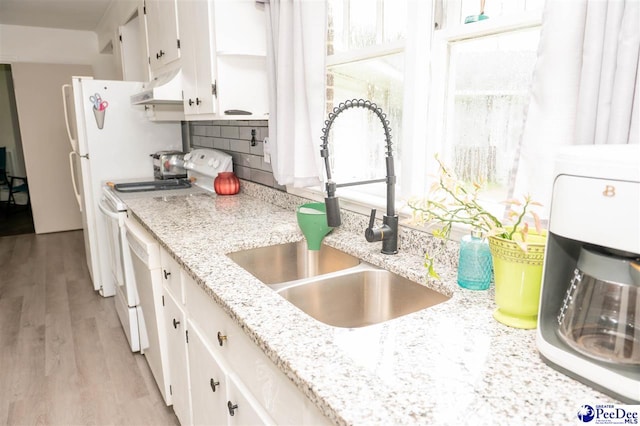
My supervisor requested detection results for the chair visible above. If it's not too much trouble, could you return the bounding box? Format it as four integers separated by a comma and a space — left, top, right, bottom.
7, 175, 29, 209
0, 147, 7, 185
0, 147, 9, 206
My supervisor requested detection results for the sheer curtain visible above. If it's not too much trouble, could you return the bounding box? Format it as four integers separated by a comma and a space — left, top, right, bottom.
511, 0, 639, 209
263, 0, 327, 188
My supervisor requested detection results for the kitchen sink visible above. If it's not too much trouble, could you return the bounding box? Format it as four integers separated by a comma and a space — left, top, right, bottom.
228, 241, 450, 328
226, 241, 360, 285
277, 265, 450, 328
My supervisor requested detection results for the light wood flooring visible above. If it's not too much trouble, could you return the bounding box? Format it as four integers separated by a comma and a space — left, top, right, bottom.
0, 230, 179, 425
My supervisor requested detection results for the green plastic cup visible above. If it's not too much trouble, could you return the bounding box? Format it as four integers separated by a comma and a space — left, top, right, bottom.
296, 203, 333, 250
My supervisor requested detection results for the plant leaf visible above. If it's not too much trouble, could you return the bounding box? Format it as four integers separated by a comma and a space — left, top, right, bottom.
531, 211, 543, 234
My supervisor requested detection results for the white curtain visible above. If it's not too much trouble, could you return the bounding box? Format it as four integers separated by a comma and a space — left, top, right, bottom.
512, 0, 639, 208
264, 0, 327, 188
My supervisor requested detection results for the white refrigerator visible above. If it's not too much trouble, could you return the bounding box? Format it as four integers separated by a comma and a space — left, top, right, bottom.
62, 77, 181, 297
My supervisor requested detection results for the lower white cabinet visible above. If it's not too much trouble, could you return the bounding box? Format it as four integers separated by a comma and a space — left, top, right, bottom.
164, 291, 191, 425
158, 247, 329, 425
187, 323, 228, 425
188, 322, 274, 425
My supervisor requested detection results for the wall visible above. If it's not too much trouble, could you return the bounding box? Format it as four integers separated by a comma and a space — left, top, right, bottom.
0, 24, 117, 79
189, 121, 284, 190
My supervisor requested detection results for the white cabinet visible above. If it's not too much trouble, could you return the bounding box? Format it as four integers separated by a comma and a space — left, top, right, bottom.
227, 371, 274, 425
185, 275, 329, 425
187, 323, 229, 425
161, 248, 183, 304
155, 246, 329, 425
117, 6, 150, 82
177, 0, 217, 116
163, 291, 191, 425
145, 0, 181, 75
177, 0, 269, 120
188, 322, 273, 425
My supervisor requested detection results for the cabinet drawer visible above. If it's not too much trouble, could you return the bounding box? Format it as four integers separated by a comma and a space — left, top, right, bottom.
160, 249, 183, 303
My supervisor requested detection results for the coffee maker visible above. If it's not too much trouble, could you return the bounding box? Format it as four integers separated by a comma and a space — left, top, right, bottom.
537, 144, 639, 403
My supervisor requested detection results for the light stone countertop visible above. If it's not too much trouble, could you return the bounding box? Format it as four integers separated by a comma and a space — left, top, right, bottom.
124, 181, 619, 426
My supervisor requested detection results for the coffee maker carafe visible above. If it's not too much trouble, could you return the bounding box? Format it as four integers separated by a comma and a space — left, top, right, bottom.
537, 144, 640, 404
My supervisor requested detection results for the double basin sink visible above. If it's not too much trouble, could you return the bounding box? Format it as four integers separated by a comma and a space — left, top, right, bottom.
227, 241, 450, 328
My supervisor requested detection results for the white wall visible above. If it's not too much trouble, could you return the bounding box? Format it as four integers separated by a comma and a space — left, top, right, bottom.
0, 24, 118, 79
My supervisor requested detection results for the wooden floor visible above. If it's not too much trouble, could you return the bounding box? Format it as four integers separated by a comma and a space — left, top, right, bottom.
0, 230, 179, 426
0, 204, 35, 237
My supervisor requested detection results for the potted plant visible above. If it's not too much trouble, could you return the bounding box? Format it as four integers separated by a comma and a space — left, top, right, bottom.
407, 157, 546, 329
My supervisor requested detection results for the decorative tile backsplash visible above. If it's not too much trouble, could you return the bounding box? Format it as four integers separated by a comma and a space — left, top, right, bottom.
187, 120, 284, 190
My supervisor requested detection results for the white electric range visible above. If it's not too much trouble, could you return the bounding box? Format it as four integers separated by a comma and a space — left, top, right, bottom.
99, 148, 233, 353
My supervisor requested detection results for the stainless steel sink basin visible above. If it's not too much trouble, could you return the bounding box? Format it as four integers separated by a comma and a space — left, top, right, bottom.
277, 265, 450, 328
226, 241, 360, 285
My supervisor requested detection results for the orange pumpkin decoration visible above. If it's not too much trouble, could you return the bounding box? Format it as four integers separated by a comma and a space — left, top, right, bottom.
214, 172, 240, 195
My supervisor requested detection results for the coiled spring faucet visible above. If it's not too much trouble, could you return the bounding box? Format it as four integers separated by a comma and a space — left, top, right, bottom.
320, 99, 398, 255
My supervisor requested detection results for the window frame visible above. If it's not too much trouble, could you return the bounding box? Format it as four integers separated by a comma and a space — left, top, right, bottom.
288, 4, 545, 237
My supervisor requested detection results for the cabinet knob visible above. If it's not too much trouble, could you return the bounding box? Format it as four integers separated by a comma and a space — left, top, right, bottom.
156, 50, 165, 59
217, 331, 227, 346
210, 378, 220, 392
196, 97, 201, 105
163, 269, 171, 279
188, 98, 194, 106
227, 401, 238, 416
173, 318, 180, 329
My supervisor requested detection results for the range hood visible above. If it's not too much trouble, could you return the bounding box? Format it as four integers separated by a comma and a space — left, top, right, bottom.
130, 69, 183, 105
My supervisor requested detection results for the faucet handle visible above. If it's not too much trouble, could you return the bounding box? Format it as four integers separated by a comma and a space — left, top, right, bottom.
365, 209, 381, 242
368, 209, 377, 229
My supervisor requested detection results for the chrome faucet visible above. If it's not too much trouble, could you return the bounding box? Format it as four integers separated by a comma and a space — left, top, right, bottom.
320, 99, 398, 255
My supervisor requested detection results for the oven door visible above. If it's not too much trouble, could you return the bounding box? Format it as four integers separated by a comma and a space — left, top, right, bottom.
98, 197, 143, 352
98, 197, 139, 307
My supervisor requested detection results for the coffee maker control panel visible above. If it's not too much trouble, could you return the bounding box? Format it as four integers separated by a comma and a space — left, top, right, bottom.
549, 175, 639, 254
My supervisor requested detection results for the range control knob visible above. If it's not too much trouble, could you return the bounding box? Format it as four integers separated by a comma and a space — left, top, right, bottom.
208, 158, 220, 168
184, 152, 192, 161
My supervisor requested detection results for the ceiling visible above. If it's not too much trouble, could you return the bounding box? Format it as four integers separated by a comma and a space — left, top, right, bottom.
0, 0, 113, 32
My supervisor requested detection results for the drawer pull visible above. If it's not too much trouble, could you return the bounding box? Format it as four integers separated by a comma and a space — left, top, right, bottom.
173, 318, 180, 329
210, 378, 220, 392
227, 401, 238, 416
217, 331, 227, 346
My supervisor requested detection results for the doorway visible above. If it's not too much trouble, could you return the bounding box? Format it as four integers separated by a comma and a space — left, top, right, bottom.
0, 64, 34, 237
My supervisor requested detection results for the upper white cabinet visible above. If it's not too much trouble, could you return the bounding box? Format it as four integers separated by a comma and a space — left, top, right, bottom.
177, 0, 217, 116
145, 0, 181, 75
177, 0, 269, 120
118, 7, 150, 82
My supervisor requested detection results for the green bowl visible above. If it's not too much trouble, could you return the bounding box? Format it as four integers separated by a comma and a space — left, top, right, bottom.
297, 203, 333, 250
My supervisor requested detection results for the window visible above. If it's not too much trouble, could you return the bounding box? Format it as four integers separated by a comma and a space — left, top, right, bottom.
434, 29, 542, 210
304, 0, 545, 228
431, 1, 544, 208
324, 0, 407, 202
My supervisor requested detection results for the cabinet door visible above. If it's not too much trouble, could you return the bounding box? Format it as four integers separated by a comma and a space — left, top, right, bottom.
177, 0, 216, 116
212, 0, 267, 117
188, 322, 228, 426
145, 0, 180, 73
164, 292, 191, 425
227, 372, 274, 426
216, 55, 268, 116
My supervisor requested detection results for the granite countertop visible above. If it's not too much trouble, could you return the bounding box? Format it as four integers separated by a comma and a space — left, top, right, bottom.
125, 182, 618, 425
